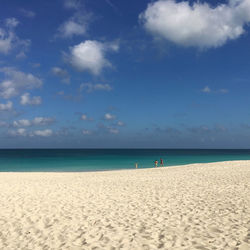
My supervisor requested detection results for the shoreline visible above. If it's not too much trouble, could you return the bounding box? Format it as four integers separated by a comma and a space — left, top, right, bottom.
0, 161, 249, 249
1, 159, 250, 173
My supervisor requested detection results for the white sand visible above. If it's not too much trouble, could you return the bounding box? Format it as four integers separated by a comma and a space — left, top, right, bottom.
0, 161, 250, 250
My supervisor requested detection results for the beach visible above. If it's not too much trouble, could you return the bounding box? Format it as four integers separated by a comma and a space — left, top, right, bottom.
0, 161, 249, 250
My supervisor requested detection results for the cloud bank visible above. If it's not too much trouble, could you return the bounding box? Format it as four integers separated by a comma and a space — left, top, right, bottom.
140, 0, 250, 48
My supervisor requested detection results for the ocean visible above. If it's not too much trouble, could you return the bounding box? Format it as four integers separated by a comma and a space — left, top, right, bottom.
1, 149, 250, 172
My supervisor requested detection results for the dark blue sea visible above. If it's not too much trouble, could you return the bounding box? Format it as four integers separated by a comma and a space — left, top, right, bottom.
0, 149, 250, 172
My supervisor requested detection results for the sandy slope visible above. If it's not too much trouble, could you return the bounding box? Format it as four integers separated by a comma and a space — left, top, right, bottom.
0, 161, 249, 250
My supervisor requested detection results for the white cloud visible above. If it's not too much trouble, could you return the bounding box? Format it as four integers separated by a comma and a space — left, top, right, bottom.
0, 67, 42, 99
105, 0, 119, 13
32, 63, 41, 68
0, 81, 17, 98
201, 86, 229, 94
13, 119, 31, 127
20, 93, 42, 106
57, 90, 65, 96
8, 128, 53, 137
0, 101, 12, 111
16, 51, 26, 59
0, 30, 12, 54
0, 121, 7, 127
81, 114, 93, 121
57, 0, 90, 38
33, 117, 55, 126
201, 86, 211, 93
51, 67, 70, 83
68, 40, 119, 75
80, 83, 112, 93
117, 121, 124, 126
81, 114, 88, 120
5, 18, 19, 28
109, 128, 119, 134
217, 88, 229, 94
19, 8, 36, 18
58, 16, 87, 38
9, 128, 27, 137
31, 129, 53, 137
0, 27, 14, 54
64, 0, 81, 9
104, 113, 116, 120
140, 0, 250, 49
16, 128, 27, 136
82, 129, 92, 135
0, 18, 30, 54
13, 117, 54, 127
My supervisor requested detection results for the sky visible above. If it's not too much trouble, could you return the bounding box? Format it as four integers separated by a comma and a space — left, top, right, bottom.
0, 0, 250, 148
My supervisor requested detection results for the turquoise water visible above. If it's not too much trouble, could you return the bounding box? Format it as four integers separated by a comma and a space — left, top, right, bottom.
1, 149, 250, 172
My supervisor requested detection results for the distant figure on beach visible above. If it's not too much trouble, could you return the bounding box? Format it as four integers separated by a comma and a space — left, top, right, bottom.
154, 160, 158, 168
135, 163, 138, 169
160, 158, 163, 167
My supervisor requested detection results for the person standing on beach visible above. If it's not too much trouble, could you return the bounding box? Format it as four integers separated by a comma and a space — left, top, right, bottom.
154, 160, 158, 168
160, 158, 163, 167
135, 163, 138, 169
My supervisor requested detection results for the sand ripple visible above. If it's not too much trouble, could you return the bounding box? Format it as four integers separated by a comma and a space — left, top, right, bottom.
0, 161, 249, 249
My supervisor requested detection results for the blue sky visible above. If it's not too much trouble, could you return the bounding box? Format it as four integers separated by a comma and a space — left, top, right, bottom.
1, 0, 250, 148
